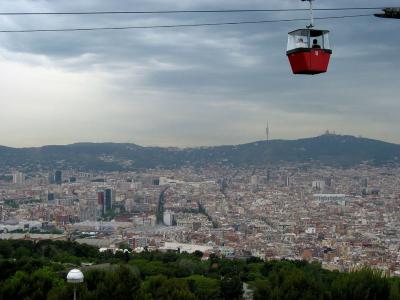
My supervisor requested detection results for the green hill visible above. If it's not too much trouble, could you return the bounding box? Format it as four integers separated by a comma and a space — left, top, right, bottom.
1, 134, 399, 171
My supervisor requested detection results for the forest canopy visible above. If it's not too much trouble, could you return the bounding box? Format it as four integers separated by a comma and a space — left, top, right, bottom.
0, 239, 398, 300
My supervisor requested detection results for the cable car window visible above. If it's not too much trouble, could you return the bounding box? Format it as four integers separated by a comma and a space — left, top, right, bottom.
287, 29, 310, 51
311, 35, 323, 49
323, 32, 330, 50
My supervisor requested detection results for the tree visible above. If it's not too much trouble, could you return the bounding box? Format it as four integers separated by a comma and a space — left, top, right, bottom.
139, 276, 196, 300
332, 269, 389, 300
221, 275, 243, 300
389, 280, 400, 300
0, 240, 13, 258
82, 266, 141, 300
0, 268, 63, 300
155, 278, 196, 300
193, 251, 203, 259
253, 280, 273, 300
186, 275, 221, 300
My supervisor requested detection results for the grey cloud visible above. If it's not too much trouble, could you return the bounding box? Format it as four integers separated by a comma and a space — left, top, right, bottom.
0, 0, 399, 147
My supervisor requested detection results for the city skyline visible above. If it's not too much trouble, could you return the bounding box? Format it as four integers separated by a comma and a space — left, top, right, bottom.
0, 0, 399, 147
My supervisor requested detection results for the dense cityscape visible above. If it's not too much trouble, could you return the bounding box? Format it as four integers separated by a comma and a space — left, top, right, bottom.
2, 161, 400, 277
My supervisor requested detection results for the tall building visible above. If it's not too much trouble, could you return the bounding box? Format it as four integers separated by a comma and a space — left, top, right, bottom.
219, 178, 228, 193
97, 191, 105, 216
312, 180, 326, 191
48, 172, 54, 184
325, 177, 333, 187
266, 169, 271, 183
47, 192, 55, 202
105, 188, 113, 212
285, 175, 290, 187
12, 171, 25, 185
54, 170, 62, 185
163, 211, 175, 226
250, 175, 259, 192
361, 178, 368, 188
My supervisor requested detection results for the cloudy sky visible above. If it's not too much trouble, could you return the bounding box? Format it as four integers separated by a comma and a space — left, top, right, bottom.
0, 0, 399, 147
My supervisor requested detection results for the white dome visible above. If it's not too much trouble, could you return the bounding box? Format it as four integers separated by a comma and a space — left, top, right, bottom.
67, 269, 84, 283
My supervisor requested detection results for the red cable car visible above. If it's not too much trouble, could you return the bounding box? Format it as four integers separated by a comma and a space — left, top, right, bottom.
287, 0, 332, 75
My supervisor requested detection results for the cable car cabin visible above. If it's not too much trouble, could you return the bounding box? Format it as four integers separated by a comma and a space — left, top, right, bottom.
287, 29, 332, 75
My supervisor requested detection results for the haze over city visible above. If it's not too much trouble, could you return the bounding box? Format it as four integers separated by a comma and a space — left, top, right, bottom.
0, 0, 399, 147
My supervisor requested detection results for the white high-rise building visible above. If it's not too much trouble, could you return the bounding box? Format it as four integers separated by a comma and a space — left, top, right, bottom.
312, 180, 326, 191
163, 211, 175, 226
12, 172, 25, 185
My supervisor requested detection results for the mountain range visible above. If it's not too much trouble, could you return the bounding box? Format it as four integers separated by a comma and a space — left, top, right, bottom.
0, 134, 399, 171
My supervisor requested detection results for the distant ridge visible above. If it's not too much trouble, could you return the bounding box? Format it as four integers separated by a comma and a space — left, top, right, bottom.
0, 134, 399, 171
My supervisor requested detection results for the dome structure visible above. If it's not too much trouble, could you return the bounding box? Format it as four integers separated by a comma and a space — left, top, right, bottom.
67, 269, 84, 283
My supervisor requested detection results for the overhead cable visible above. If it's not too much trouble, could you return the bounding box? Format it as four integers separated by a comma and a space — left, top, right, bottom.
0, 7, 389, 16
0, 14, 374, 33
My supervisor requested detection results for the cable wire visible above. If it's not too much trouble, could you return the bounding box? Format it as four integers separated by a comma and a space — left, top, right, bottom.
0, 14, 374, 33
0, 7, 388, 16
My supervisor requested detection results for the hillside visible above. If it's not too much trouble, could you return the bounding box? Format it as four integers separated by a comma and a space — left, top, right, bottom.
0, 134, 399, 171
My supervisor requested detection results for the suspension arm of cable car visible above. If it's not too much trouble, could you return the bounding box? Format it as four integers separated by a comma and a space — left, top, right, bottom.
374, 8, 400, 19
